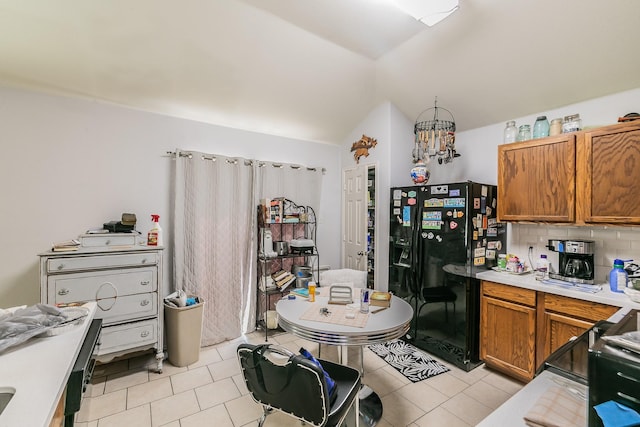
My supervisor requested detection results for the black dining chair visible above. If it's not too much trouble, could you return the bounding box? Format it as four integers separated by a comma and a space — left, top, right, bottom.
237, 343, 361, 427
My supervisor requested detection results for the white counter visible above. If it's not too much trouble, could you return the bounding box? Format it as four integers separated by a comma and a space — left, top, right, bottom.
0, 302, 96, 427
477, 370, 587, 427
476, 270, 640, 310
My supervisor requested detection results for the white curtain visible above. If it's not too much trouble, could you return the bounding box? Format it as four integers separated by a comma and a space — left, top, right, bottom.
257, 162, 323, 216
173, 151, 256, 346
173, 151, 324, 345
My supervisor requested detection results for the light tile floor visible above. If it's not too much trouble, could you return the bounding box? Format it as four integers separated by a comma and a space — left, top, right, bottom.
75, 331, 524, 426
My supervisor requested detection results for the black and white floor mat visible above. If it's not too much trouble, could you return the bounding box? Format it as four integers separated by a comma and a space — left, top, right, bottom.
368, 339, 450, 382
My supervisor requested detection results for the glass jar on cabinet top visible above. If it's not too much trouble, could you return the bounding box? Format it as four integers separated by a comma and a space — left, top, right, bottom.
533, 116, 550, 138
504, 121, 518, 143
562, 114, 582, 133
517, 124, 531, 141
549, 118, 563, 136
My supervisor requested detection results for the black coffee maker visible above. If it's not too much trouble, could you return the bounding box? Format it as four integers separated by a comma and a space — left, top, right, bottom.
547, 239, 595, 284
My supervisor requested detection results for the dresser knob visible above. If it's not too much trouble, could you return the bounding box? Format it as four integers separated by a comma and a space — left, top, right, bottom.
57, 264, 65, 270
105, 239, 111, 245
58, 288, 70, 296
141, 299, 150, 306
141, 258, 147, 264
141, 281, 150, 286
141, 331, 149, 338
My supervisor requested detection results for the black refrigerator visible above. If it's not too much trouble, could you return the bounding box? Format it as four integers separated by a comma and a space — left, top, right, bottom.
388, 181, 507, 371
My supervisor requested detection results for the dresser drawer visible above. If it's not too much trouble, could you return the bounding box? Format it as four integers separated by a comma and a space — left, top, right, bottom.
47, 252, 158, 273
80, 234, 137, 248
48, 268, 156, 302
98, 319, 158, 355
93, 292, 158, 325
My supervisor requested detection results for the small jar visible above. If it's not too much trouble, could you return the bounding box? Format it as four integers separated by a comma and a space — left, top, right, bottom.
504, 121, 518, 144
532, 116, 550, 139
549, 118, 563, 136
562, 114, 582, 133
517, 124, 531, 141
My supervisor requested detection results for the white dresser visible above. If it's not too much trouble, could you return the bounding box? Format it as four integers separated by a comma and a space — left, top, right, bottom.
39, 245, 165, 372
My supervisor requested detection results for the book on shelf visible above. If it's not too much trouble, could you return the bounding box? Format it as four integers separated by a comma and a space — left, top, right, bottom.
52, 239, 80, 252
271, 270, 289, 282
276, 274, 296, 291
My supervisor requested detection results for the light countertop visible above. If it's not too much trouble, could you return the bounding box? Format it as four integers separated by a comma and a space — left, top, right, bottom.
0, 302, 96, 427
476, 270, 640, 310
477, 370, 587, 427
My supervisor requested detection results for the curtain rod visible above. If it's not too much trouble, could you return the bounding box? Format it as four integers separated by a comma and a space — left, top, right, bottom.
165, 150, 326, 173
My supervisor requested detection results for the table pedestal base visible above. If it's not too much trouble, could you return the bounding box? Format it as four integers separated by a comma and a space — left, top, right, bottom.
359, 385, 382, 426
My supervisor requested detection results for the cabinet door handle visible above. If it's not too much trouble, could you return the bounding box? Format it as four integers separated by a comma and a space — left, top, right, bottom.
140, 299, 150, 306
140, 330, 150, 338
140, 281, 150, 286
58, 288, 70, 296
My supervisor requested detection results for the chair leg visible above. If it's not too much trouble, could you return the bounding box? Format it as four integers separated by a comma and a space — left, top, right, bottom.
258, 406, 271, 427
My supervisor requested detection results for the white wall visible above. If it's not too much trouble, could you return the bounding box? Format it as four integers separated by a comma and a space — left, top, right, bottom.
0, 86, 342, 307
381, 87, 640, 284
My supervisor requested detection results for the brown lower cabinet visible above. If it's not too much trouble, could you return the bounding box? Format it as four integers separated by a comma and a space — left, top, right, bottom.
480, 280, 618, 383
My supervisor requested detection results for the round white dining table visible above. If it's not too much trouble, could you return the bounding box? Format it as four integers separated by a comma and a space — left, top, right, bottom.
276, 294, 413, 426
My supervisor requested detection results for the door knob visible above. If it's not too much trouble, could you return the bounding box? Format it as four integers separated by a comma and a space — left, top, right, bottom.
358, 251, 365, 256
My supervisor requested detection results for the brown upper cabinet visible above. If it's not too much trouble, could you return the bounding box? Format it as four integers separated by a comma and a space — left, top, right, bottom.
498, 121, 640, 225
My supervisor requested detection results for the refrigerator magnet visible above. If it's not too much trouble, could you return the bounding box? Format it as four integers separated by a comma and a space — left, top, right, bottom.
431, 185, 448, 194
488, 218, 497, 226
473, 231, 478, 240
481, 185, 488, 197
449, 221, 458, 230
424, 211, 442, 220
486, 249, 496, 259
402, 206, 411, 225
425, 198, 444, 207
393, 208, 400, 215
474, 257, 486, 266
474, 198, 480, 209
480, 197, 486, 213
487, 228, 497, 237
444, 198, 465, 208
408, 190, 417, 198
393, 189, 402, 199
394, 200, 401, 207
449, 188, 460, 197
482, 215, 488, 229
408, 198, 416, 205
423, 220, 441, 230
474, 247, 486, 258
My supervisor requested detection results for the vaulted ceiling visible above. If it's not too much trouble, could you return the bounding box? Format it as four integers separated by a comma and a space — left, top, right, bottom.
1, 0, 639, 144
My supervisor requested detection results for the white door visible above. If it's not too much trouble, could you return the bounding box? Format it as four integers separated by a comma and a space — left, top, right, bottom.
343, 166, 367, 270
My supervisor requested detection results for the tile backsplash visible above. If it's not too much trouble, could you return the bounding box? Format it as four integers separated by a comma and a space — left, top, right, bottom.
507, 223, 640, 284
